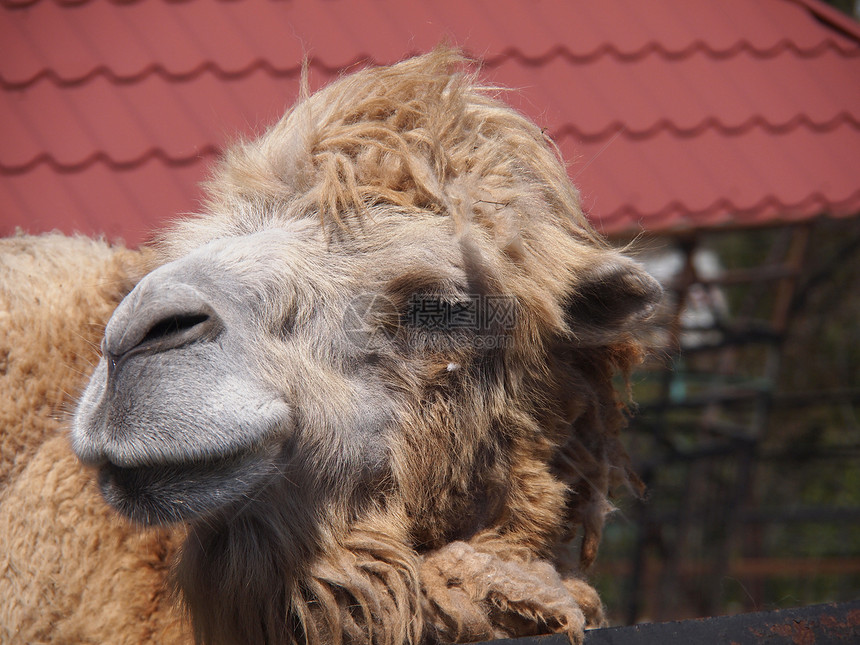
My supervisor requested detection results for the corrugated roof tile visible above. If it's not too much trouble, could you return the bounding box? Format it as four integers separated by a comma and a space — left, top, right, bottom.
0, 158, 206, 244
572, 126, 860, 231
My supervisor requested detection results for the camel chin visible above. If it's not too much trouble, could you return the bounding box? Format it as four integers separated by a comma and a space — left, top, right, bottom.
95, 449, 277, 526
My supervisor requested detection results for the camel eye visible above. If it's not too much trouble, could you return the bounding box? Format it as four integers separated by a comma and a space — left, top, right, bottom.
278, 315, 295, 338
272, 302, 298, 339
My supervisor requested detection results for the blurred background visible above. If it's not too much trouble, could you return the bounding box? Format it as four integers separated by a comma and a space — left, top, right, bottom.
593, 217, 860, 623
2, 0, 858, 626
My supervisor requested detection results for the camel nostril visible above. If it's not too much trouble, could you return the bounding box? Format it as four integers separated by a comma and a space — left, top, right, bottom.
140, 313, 211, 346
127, 310, 219, 356
103, 279, 223, 359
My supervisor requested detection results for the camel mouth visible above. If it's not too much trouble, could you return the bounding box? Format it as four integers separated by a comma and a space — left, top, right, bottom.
97, 451, 273, 526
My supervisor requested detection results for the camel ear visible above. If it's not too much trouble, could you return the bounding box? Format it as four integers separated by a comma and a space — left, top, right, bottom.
563, 254, 663, 346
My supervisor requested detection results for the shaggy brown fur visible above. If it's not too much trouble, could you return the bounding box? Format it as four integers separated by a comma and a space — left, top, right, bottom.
0, 235, 187, 643
1, 50, 659, 644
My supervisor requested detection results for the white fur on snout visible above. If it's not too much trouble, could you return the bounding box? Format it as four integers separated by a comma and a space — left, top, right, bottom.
74, 353, 291, 469
70, 361, 110, 466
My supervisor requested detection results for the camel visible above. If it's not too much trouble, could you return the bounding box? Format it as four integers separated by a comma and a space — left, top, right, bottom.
0, 50, 661, 644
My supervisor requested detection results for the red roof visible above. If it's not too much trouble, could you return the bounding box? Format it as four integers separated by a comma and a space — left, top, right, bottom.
2, 0, 859, 245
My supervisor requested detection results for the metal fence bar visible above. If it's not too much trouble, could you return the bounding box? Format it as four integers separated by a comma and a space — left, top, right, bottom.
476, 600, 860, 644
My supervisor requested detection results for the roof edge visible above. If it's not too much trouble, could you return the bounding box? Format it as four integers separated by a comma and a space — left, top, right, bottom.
789, 0, 860, 42
596, 187, 860, 235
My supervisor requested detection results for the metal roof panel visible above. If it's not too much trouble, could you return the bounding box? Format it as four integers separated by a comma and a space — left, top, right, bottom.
2, 0, 858, 241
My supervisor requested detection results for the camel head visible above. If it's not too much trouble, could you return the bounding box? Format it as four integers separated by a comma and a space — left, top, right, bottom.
71, 50, 661, 644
